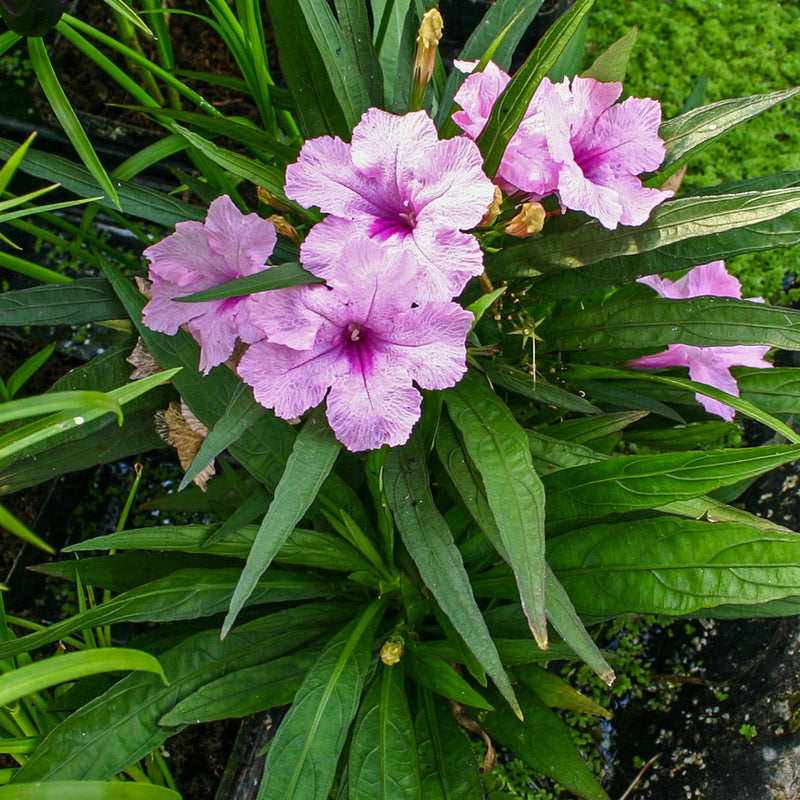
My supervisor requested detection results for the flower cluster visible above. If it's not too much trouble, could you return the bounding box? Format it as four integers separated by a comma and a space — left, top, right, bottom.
453, 61, 672, 229
629, 261, 772, 420
143, 67, 677, 451
144, 109, 491, 451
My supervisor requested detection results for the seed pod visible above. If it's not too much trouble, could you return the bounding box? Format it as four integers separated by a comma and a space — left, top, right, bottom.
0, 0, 67, 37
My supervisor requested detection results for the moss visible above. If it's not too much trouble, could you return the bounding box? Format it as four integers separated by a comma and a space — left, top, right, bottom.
585, 0, 800, 303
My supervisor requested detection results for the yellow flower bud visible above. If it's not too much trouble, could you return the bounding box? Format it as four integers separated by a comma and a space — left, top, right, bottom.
504, 202, 547, 237
380, 639, 404, 666
267, 214, 300, 246
411, 8, 443, 111
480, 186, 504, 227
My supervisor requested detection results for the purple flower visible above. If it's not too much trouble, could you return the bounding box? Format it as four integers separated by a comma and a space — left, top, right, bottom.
143, 195, 277, 373
629, 261, 772, 421
452, 63, 672, 229
284, 107, 496, 300
238, 237, 473, 452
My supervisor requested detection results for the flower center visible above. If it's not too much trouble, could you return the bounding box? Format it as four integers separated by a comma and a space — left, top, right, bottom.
343, 322, 375, 375
369, 201, 418, 242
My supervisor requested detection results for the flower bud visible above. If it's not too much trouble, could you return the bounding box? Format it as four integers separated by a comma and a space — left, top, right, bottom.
267, 214, 300, 246
479, 186, 504, 227
410, 8, 443, 111
380, 638, 404, 666
504, 202, 546, 237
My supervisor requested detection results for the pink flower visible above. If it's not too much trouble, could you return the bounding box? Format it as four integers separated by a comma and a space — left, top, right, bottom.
142, 195, 277, 373
629, 261, 772, 421
238, 237, 473, 452
284, 107, 496, 300
452, 63, 672, 229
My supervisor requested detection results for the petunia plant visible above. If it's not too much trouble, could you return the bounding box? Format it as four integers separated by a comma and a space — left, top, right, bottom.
2, 0, 800, 799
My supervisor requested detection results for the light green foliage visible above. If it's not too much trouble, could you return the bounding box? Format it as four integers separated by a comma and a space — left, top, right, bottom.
586, 0, 800, 302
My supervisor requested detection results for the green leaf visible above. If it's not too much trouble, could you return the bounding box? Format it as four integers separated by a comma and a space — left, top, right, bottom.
434, 418, 611, 680
415, 689, 483, 800
0, 784, 180, 800
159, 647, 317, 725
445, 372, 547, 647
491, 185, 800, 278
334, 0, 384, 107
404, 640, 493, 710
478, 360, 601, 415
0, 390, 122, 425
658, 86, 800, 179
549, 516, 800, 617
539, 294, 800, 353
349, 663, 422, 800
0, 568, 331, 660
7, 343, 55, 399
0, 370, 178, 466
0, 137, 203, 228
384, 434, 519, 717
475, 684, 610, 800
0, 649, 166, 707
13, 604, 349, 781
515, 664, 611, 717
478, 0, 594, 178
175, 261, 324, 303
257, 599, 388, 800
222, 408, 341, 637
543, 443, 800, 532
27, 38, 120, 208
580, 26, 638, 82
179, 383, 267, 490
266, 0, 369, 137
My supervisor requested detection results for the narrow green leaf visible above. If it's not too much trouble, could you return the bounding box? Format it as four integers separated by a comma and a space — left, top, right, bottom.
222, 408, 341, 637
0, 568, 330, 660
549, 516, 800, 617
658, 86, 800, 178
516, 664, 611, 717
478, 0, 594, 178
0, 390, 122, 425
404, 641, 493, 710
0, 132, 36, 195
0, 370, 178, 465
415, 688, 483, 800
0, 248, 72, 284
479, 360, 601, 414
540, 294, 800, 353
580, 26, 637, 82
159, 648, 316, 725
544, 443, 800, 532
491, 186, 800, 277
384, 434, 519, 717
0, 649, 166, 707
102, 0, 153, 35
0, 278, 126, 327
475, 684, 610, 800
445, 372, 547, 647
0, 784, 180, 800
13, 604, 349, 781
258, 599, 388, 800
175, 261, 323, 303
349, 663, 422, 800
0, 502, 54, 553
0, 136, 203, 227
7, 343, 56, 399
27, 38, 120, 208
180, 383, 267, 490
334, 0, 384, 107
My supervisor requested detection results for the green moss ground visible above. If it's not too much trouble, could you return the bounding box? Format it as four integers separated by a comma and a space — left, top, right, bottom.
585, 0, 800, 302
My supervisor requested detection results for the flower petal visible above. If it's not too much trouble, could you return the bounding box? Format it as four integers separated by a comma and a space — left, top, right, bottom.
326, 368, 422, 451
377, 301, 472, 388
238, 338, 343, 420
204, 195, 277, 274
